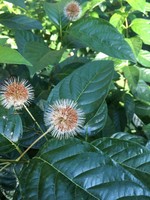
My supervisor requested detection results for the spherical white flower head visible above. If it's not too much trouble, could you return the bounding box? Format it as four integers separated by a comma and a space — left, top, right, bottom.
44, 99, 85, 139
64, 1, 82, 21
0, 78, 34, 110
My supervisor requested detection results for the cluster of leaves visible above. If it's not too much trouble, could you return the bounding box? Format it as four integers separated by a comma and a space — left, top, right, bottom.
0, 0, 150, 199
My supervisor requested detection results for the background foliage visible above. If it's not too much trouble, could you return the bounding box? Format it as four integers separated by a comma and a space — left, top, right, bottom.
0, 0, 150, 199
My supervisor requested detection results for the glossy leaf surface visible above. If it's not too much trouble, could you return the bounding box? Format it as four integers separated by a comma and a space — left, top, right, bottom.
17, 138, 150, 200
67, 18, 135, 61
48, 60, 114, 121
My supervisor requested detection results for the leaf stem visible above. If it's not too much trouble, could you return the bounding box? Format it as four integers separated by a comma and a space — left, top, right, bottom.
23, 104, 48, 141
0, 163, 10, 172
16, 129, 50, 162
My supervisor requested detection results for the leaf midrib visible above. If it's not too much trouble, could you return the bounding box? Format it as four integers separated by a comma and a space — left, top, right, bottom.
35, 156, 100, 200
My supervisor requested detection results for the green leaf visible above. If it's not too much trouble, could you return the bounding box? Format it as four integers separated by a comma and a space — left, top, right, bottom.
82, 0, 105, 14
135, 101, 150, 117
83, 101, 107, 136
44, 1, 69, 28
111, 132, 146, 145
17, 138, 150, 199
0, 46, 32, 66
124, 93, 135, 123
137, 50, 150, 68
123, 66, 139, 93
15, 30, 43, 54
0, 13, 42, 30
0, 36, 8, 45
23, 42, 64, 76
145, 2, 150, 12
67, 18, 135, 62
143, 124, 150, 140
0, 165, 17, 191
135, 80, 150, 105
92, 136, 150, 175
0, 134, 15, 154
4, 0, 26, 9
126, 0, 146, 12
131, 19, 150, 45
109, 13, 126, 32
48, 60, 114, 121
0, 111, 23, 142
126, 36, 142, 57
139, 68, 150, 83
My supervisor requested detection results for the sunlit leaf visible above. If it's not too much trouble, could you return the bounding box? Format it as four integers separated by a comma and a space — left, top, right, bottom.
0, 46, 32, 66
67, 17, 136, 61
48, 60, 114, 122
126, 36, 142, 57
131, 19, 150, 45
137, 50, 150, 68
126, 0, 146, 12
109, 12, 126, 32
17, 138, 150, 200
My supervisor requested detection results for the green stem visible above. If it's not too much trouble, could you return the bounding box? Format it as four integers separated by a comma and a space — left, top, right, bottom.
0, 163, 10, 172
16, 129, 50, 162
23, 104, 48, 141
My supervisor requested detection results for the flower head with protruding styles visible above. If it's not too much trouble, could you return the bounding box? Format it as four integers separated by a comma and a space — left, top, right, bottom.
0, 78, 34, 110
44, 99, 85, 139
64, 1, 82, 21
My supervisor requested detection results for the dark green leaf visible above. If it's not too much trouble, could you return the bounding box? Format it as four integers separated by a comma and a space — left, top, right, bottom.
0, 46, 32, 66
0, 111, 23, 142
92, 136, 150, 174
23, 42, 64, 76
143, 124, 150, 139
15, 30, 43, 54
44, 1, 69, 28
0, 134, 15, 154
83, 101, 107, 136
17, 138, 150, 200
48, 60, 114, 121
135, 101, 150, 117
124, 93, 135, 123
123, 66, 139, 93
111, 132, 146, 145
0, 165, 16, 191
67, 18, 136, 61
0, 13, 42, 30
135, 80, 150, 105
4, 0, 26, 9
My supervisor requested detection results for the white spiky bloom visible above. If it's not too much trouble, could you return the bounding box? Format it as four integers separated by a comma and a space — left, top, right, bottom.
44, 99, 85, 139
0, 78, 34, 110
64, 1, 82, 21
